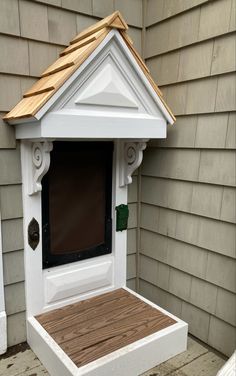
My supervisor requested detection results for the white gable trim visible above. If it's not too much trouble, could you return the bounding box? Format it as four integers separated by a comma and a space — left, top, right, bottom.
29, 30, 173, 125
54, 39, 161, 115
13, 30, 171, 140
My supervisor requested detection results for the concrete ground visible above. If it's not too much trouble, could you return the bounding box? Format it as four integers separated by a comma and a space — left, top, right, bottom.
0, 336, 226, 376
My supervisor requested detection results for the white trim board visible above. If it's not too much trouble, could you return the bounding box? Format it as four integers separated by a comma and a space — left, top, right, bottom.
15, 114, 166, 140
0, 210, 7, 354
217, 351, 236, 376
27, 288, 188, 376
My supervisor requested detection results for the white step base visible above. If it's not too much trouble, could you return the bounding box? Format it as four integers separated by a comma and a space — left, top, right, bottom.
27, 288, 188, 376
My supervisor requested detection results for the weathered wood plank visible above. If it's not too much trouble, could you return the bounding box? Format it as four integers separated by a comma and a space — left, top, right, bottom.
0, 347, 41, 376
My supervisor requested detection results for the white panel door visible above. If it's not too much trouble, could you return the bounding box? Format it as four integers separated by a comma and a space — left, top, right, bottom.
21, 140, 128, 317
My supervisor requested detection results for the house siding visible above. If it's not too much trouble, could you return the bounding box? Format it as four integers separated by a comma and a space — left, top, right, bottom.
0, 0, 142, 347
140, 0, 236, 356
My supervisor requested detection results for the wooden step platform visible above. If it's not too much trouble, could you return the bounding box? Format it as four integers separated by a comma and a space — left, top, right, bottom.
35, 288, 176, 368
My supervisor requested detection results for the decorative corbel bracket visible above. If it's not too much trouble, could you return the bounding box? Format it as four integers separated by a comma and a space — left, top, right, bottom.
28, 141, 53, 195
119, 140, 148, 187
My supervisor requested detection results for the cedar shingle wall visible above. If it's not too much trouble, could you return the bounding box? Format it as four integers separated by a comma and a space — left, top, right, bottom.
0, 0, 142, 347
140, 0, 236, 357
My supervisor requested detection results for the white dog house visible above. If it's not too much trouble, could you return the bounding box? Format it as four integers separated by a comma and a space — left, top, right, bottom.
4, 12, 187, 376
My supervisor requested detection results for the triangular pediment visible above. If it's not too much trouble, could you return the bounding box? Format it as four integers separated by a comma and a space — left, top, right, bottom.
75, 61, 138, 109
8, 30, 171, 139
4, 12, 175, 126
55, 35, 165, 118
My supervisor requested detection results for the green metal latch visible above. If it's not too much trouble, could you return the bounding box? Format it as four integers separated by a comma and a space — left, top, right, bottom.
115, 204, 129, 232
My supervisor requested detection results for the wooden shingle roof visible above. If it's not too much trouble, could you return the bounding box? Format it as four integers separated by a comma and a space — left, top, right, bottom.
4, 11, 175, 122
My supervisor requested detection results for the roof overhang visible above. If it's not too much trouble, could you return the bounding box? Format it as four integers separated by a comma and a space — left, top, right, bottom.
4, 14, 175, 141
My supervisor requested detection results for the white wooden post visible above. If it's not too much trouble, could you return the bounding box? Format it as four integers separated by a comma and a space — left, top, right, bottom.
113, 140, 128, 288
21, 140, 45, 317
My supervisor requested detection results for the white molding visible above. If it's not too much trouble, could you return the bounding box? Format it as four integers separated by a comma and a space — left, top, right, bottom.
0, 210, 7, 354
57, 45, 160, 118
45, 258, 113, 304
15, 114, 166, 140
29, 141, 53, 195
31, 30, 173, 124
119, 140, 147, 187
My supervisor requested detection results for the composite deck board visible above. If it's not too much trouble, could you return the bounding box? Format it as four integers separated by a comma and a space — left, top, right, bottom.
52, 300, 148, 343
36, 288, 127, 325
38, 293, 139, 333
72, 314, 176, 367
35, 289, 176, 368
62, 308, 172, 356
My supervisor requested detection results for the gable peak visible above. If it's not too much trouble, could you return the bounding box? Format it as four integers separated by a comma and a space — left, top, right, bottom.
71, 11, 128, 45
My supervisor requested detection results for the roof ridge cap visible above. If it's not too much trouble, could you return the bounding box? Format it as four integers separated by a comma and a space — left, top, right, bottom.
70, 11, 128, 45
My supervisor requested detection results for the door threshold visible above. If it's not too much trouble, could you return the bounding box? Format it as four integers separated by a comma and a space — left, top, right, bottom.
27, 287, 188, 376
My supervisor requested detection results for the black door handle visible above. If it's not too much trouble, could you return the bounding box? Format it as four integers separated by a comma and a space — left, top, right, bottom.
28, 218, 40, 250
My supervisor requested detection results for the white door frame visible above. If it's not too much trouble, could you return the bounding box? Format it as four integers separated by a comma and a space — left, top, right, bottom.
0, 209, 7, 354
21, 138, 146, 317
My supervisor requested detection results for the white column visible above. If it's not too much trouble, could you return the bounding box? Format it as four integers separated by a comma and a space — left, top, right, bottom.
113, 140, 128, 288
0, 209, 7, 354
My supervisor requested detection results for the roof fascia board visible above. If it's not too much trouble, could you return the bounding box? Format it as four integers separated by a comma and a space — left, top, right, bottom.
15, 121, 43, 139
9, 117, 37, 125
40, 111, 166, 139
14, 113, 166, 140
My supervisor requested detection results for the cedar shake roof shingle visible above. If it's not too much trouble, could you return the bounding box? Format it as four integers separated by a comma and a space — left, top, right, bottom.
4, 11, 175, 122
